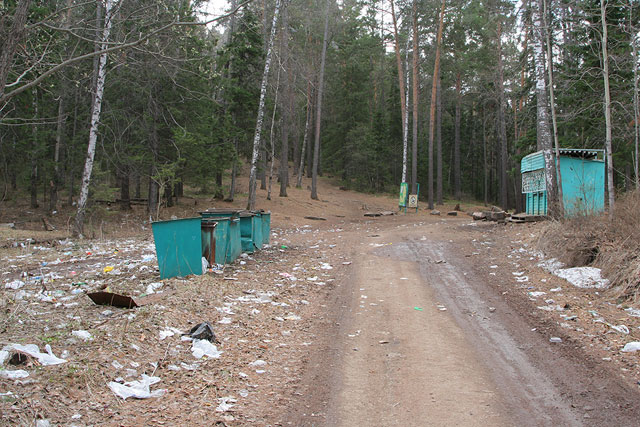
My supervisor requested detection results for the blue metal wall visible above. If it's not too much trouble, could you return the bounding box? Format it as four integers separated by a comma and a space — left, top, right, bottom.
559, 157, 605, 215
521, 150, 605, 216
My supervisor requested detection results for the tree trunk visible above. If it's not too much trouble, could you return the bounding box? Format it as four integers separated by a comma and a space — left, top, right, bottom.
427, 0, 446, 209
0, 0, 32, 101
119, 172, 131, 210
390, 0, 408, 183
307, 110, 314, 179
532, 0, 556, 216
134, 173, 141, 199
483, 105, 488, 206
228, 137, 238, 201
279, 3, 290, 197
247, 0, 282, 210
436, 76, 443, 204
403, 36, 411, 185
50, 95, 65, 214
297, 81, 312, 188
544, 0, 564, 215
148, 95, 159, 218
74, 0, 114, 237
267, 63, 281, 201
454, 72, 462, 201
49, 0, 73, 215
164, 180, 174, 208
311, 0, 330, 201
601, 0, 615, 217
215, 172, 223, 199
631, 0, 639, 187
292, 109, 300, 177
411, 0, 420, 196
30, 89, 39, 209
496, 21, 508, 210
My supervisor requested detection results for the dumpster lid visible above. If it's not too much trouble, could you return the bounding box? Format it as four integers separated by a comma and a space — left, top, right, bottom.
201, 216, 233, 221
200, 209, 243, 214
151, 216, 202, 224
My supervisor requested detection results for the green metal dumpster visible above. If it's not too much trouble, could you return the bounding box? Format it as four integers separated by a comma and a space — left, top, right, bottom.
251, 211, 263, 250
209, 217, 230, 265
201, 220, 217, 267
228, 217, 242, 262
260, 210, 271, 246
239, 212, 256, 253
200, 209, 241, 219
152, 217, 203, 279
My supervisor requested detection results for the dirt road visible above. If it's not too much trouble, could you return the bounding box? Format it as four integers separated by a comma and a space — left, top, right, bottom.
283, 217, 640, 426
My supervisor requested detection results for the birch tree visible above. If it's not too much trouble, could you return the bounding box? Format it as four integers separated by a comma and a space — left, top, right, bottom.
600, 0, 615, 217
411, 0, 419, 196
390, 0, 408, 183
531, 0, 557, 216
74, 0, 115, 237
247, 0, 282, 210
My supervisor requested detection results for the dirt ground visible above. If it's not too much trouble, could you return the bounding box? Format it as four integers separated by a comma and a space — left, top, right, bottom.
1, 175, 639, 426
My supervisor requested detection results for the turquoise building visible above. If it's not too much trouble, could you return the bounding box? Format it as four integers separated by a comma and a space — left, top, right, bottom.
521, 149, 605, 216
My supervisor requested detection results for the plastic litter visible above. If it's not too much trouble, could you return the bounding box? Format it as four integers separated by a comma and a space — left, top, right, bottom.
145, 282, 163, 295
72, 330, 93, 341
191, 339, 223, 359
216, 396, 237, 412
159, 327, 182, 340
549, 337, 563, 343
609, 324, 630, 335
621, 342, 640, 352
414, 307, 423, 311
0, 369, 29, 379
1, 343, 66, 366
108, 374, 166, 399
624, 308, 640, 317
184, 322, 217, 342
103, 266, 114, 273
5, 280, 24, 290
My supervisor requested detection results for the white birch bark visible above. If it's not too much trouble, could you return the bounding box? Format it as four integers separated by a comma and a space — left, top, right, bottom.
247, 0, 282, 210
532, 0, 556, 215
601, 0, 615, 217
74, 0, 114, 237
403, 35, 410, 184
390, 0, 407, 184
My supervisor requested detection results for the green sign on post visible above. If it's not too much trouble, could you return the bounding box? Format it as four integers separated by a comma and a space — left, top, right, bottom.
399, 183, 409, 208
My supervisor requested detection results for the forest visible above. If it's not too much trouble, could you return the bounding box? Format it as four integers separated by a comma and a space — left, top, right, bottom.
1, 0, 639, 234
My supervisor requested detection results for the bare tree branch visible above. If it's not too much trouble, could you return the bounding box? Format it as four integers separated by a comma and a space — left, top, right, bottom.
0, 0, 253, 106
